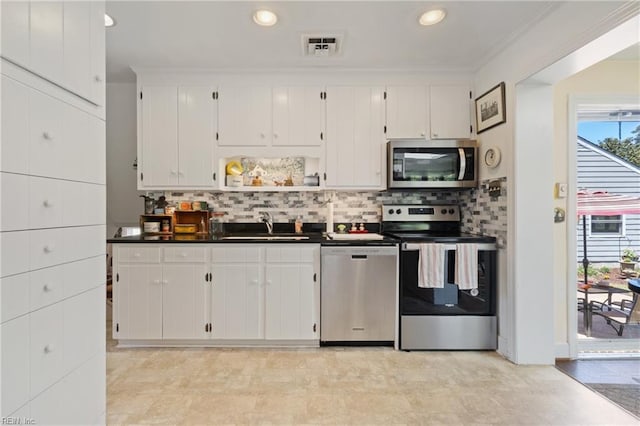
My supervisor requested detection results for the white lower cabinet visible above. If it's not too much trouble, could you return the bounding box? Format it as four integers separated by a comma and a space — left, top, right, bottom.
112, 245, 208, 340
112, 261, 163, 340
112, 243, 320, 345
264, 246, 319, 340
210, 263, 263, 339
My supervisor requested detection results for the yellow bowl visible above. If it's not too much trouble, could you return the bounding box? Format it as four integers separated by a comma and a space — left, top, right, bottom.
226, 161, 243, 176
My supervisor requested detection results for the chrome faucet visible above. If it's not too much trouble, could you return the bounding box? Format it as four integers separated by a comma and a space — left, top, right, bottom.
260, 211, 273, 234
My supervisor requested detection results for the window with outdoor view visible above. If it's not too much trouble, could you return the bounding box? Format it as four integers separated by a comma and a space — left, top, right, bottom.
590, 214, 623, 235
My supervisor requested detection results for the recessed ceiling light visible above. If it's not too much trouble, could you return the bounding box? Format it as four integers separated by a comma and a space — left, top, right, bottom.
104, 13, 115, 28
419, 9, 446, 26
253, 10, 278, 27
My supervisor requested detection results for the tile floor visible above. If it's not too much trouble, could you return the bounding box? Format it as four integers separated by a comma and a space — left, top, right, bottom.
107, 333, 639, 425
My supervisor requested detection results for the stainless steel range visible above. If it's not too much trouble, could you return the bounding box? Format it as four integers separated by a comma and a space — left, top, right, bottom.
381, 204, 497, 350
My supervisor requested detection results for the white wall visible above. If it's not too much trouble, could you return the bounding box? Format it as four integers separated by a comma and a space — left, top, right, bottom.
474, 2, 639, 364
106, 83, 142, 238
552, 60, 640, 355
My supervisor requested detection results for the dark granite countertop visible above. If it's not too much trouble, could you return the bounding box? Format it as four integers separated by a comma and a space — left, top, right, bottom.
108, 222, 399, 246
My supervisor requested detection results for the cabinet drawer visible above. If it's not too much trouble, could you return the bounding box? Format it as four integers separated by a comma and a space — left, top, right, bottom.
266, 245, 318, 263
117, 246, 161, 263
30, 302, 64, 398
29, 228, 65, 270
30, 264, 65, 311
164, 246, 207, 263
211, 245, 261, 263
29, 176, 63, 229
63, 225, 105, 263
29, 89, 65, 179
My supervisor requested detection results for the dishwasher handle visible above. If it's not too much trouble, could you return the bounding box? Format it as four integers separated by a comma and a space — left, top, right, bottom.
351, 255, 368, 259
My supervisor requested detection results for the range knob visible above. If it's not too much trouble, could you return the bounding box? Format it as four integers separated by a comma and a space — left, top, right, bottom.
396, 209, 402, 214
449, 208, 455, 215
388, 209, 394, 214
441, 208, 447, 214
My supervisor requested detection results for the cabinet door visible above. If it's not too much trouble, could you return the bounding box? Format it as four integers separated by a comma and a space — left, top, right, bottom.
1, 0, 30, 68
386, 86, 428, 139
30, 1, 64, 84
210, 264, 262, 339
178, 86, 216, 187
89, 0, 106, 105
326, 86, 385, 188
113, 264, 163, 340
429, 85, 472, 139
140, 86, 179, 187
217, 86, 271, 146
162, 263, 208, 339
63, 1, 92, 100
272, 87, 324, 146
265, 263, 317, 340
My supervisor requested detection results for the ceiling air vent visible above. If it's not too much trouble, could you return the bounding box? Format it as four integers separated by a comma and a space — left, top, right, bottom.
302, 34, 343, 57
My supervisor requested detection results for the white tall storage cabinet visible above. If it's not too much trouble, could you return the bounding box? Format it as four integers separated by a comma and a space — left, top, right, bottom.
1, 1, 106, 423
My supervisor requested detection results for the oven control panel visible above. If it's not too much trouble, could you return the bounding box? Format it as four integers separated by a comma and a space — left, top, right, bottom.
382, 204, 460, 222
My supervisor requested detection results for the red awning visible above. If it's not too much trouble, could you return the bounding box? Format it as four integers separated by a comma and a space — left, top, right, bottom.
577, 190, 640, 216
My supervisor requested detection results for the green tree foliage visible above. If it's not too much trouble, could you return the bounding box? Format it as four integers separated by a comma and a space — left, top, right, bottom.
598, 124, 640, 166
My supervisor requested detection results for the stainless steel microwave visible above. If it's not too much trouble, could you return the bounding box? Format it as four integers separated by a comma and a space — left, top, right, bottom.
387, 139, 478, 189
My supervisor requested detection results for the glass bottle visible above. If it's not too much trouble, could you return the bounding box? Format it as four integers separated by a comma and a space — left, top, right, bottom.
209, 212, 225, 238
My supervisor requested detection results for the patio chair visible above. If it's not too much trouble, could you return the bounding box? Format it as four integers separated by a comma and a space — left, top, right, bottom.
590, 280, 640, 336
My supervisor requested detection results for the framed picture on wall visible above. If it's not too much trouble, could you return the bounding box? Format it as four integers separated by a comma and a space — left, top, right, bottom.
475, 82, 506, 134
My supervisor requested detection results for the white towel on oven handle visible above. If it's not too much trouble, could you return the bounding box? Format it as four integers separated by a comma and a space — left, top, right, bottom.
455, 243, 478, 290
418, 244, 445, 288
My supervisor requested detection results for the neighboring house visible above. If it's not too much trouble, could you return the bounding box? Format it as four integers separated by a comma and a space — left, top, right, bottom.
577, 136, 640, 263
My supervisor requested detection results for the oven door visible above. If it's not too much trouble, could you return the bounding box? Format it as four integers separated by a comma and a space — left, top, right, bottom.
399, 243, 496, 316
387, 140, 477, 189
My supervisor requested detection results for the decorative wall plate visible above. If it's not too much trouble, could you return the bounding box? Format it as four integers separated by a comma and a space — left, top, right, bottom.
484, 147, 501, 168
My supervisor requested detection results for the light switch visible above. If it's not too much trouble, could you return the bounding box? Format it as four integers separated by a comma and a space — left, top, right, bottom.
555, 183, 567, 199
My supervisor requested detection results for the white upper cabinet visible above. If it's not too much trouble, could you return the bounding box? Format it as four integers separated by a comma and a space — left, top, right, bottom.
140, 86, 179, 187
272, 87, 325, 147
429, 84, 473, 139
325, 86, 386, 189
1, 0, 30, 68
139, 85, 217, 189
178, 86, 217, 186
385, 86, 429, 139
386, 84, 472, 140
30, 1, 64, 86
217, 86, 272, 147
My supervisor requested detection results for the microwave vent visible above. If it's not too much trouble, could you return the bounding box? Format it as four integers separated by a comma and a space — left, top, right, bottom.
302, 34, 343, 57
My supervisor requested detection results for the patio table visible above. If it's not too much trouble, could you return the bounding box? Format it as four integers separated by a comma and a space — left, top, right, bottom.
577, 283, 631, 337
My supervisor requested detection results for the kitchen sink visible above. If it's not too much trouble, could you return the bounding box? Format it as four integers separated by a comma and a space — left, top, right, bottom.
222, 233, 310, 241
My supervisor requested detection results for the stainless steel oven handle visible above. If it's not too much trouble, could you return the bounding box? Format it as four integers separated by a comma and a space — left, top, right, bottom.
402, 242, 497, 251
458, 148, 466, 180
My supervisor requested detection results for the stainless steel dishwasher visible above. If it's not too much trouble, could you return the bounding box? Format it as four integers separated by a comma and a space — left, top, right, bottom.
321, 245, 398, 344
